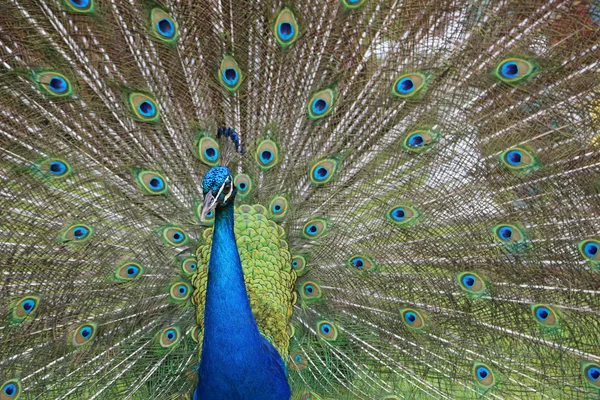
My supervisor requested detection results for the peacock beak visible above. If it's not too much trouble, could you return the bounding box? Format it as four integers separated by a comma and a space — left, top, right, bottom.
200, 191, 216, 222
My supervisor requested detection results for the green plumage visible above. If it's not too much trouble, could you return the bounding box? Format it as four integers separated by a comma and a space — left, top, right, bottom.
1, 0, 600, 399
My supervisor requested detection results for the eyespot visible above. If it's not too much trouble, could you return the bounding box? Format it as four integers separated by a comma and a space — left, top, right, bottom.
302, 219, 327, 239
1, 380, 21, 399
291, 255, 307, 276
308, 89, 335, 119
234, 174, 252, 198
578, 239, 600, 261
195, 135, 220, 166
11, 295, 40, 322
385, 205, 419, 227
289, 350, 308, 370
473, 363, 495, 387
39, 158, 72, 178
65, 0, 94, 12
181, 257, 198, 275
71, 323, 97, 347
342, 0, 368, 8
401, 308, 424, 330
59, 223, 94, 243
309, 159, 339, 184
392, 73, 427, 98
135, 170, 168, 195
493, 224, 524, 244
191, 326, 202, 343
495, 58, 536, 83
115, 262, 143, 281
268, 196, 289, 219
531, 304, 558, 327
317, 321, 338, 341
347, 255, 375, 271
583, 362, 600, 387
254, 140, 279, 170
128, 93, 160, 122
161, 225, 189, 246
499, 147, 539, 171
218, 56, 243, 92
159, 326, 181, 348
195, 200, 215, 225
402, 130, 440, 153
169, 282, 192, 301
35, 72, 73, 96
457, 272, 485, 294
151, 9, 177, 42
300, 281, 322, 302
274, 8, 299, 48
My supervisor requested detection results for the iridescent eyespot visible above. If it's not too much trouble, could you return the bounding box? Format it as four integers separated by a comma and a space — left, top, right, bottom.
401, 130, 440, 153
302, 219, 327, 239
11, 295, 40, 322
151, 9, 178, 42
495, 58, 537, 83
71, 322, 97, 347
309, 158, 339, 184
385, 205, 420, 227
300, 281, 322, 303
135, 170, 168, 195
291, 255, 307, 275
347, 255, 375, 271
342, 0, 368, 8
317, 321, 338, 341
401, 308, 424, 330
583, 362, 600, 387
181, 257, 198, 275
473, 362, 495, 387
234, 174, 252, 198
169, 282, 192, 301
160, 225, 189, 246
191, 326, 202, 343
35, 72, 73, 96
195, 135, 220, 166
308, 89, 335, 119
300, 393, 323, 400
1, 380, 21, 399
269, 196, 288, 219
115, 262, 143, 281
499, 147, 539, 172
39, 158, 72, 178
578, 239, 600, 261
158, 326, 181, 348
289, 350, 308, 370
492, 223, 526, 245
218, 56, 243, 92
128, 93, 160, 122
59, 223, 94, 244
65, 0, 94, 12
274, 8, 299, 48
255, 140, 279, 170
457, 272, 485, 295
392, 73, 427, 98
531, 304, 558, 327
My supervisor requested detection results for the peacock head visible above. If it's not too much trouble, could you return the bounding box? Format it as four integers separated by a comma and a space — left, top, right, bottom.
201, 166, 235, 221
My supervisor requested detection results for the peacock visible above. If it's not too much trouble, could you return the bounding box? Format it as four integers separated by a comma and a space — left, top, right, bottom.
1, 0, 600, 398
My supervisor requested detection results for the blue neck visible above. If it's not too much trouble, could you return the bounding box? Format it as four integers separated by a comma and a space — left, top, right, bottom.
196, 201, 291, 399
